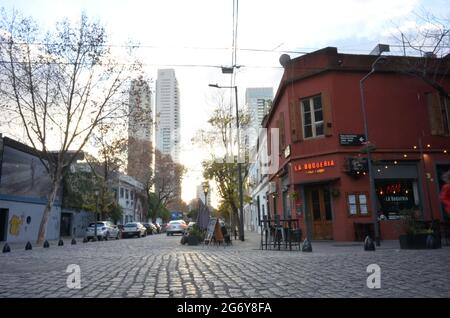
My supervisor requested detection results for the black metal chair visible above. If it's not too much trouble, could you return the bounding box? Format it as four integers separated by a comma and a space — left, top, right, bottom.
273, 215, 284, 250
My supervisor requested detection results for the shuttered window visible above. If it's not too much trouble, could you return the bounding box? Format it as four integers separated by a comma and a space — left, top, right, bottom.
427, 92, 450, 135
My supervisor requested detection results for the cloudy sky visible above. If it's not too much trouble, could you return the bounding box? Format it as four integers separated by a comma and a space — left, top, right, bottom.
1, 0, 448, 205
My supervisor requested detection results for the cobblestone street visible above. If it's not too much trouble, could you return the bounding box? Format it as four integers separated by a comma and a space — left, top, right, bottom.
1, 232, 449, 298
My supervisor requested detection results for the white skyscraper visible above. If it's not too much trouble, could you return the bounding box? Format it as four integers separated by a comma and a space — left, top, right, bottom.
245, 87, 273, 149
155, 69, 180, 163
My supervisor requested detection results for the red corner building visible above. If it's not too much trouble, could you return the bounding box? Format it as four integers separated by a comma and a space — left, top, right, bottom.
263, 47, 450, 241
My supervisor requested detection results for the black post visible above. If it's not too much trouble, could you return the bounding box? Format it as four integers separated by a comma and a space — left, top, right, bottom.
234, 86, 245, 242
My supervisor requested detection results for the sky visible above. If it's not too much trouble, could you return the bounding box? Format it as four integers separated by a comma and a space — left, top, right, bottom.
1, 0, 448, 206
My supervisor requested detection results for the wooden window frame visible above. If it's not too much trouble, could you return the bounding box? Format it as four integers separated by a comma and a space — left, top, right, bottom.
301, 95, 325, 139
346, 192, 370, 217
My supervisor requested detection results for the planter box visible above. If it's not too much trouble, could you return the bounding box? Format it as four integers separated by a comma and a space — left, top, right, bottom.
399, 234, 441, 249
187, 236, 200, 246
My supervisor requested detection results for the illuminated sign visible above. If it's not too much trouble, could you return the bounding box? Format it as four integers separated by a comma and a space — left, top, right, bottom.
293, 160, 335, 173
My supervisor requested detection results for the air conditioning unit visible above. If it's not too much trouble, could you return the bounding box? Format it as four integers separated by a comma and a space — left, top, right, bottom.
268, 182, 277, 194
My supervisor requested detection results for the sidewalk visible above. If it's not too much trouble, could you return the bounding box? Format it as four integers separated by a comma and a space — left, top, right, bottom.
1, 237, 82, 252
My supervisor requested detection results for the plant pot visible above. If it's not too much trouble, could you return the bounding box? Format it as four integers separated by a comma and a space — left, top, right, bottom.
187, 235, 200, 246
399, 234, 441, 249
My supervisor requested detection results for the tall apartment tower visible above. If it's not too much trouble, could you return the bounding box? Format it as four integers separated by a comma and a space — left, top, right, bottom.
128, 77, 153, 185
245, 87, 273, 149
155, 69, 180, 163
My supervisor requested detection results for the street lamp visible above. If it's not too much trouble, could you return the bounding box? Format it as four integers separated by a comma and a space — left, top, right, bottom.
208, 83, 245, 241
202, 181, 210, 207
93, 189, 99, 241
360, 55, 387, 247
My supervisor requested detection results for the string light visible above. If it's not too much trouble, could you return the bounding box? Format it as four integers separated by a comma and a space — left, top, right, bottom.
394, 161, 398, 164
413, 145, 417, 149
403, 154, 408, 158
426, 144, 431, 148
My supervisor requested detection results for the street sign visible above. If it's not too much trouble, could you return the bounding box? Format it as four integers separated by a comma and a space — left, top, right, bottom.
339, 134, 366, 145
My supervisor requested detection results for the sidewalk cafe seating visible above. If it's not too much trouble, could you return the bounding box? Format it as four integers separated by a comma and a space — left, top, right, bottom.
260, 215, 302, 251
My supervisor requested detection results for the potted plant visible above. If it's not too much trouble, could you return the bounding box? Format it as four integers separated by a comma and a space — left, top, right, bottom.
186, 224, 203, 246
398, 209, 441, 249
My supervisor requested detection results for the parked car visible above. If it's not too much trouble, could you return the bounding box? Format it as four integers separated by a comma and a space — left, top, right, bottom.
85, 221, 121, 241
142, 223, 157, 235
166, 220, 187, 236
122, 222, 147, 238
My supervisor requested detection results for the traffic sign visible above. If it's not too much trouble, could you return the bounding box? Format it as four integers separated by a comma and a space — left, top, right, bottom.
339, 134, 366, 145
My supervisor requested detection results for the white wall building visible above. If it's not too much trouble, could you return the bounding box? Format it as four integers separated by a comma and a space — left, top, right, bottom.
0, 137, 61, 242
155, 69, 180, 163
116, 174, 146, 225
244, 130, 270, 234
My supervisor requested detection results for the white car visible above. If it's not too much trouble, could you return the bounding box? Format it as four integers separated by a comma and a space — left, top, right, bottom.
122, 222, 147, 238
166, 220, 187, 236
85, 221, 120, 241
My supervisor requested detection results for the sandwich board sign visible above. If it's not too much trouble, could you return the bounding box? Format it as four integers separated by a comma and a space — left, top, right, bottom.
204, 218, 224, 244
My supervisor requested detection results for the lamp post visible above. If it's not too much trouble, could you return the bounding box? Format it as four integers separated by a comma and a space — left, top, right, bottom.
93, 189, 99, 241
202, 181, 210, 208
359, 55, 387, 247
208, 83, 245, 241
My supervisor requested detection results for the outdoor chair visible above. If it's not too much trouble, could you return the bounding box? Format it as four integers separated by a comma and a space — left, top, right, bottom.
273, 215, 285, 250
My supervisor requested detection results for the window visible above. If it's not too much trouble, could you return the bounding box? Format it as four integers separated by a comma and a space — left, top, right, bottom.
120, 187, 124, 198
347, 193, 369, 216
427, 92, 450, 135
301, 95, 324, 138
125, 189, 129, 200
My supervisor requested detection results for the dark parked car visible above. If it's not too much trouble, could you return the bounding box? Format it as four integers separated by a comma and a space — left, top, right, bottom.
142, 223, 157, 235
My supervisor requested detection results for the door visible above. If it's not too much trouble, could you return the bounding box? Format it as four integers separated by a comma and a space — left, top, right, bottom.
0, 209, 8, 241
306, 186, 333, 240
0, 209, 9, 241
60, 213, 72, 237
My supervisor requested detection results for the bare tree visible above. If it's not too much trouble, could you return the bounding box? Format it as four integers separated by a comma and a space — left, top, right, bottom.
147, 149, 186, 221
0, 9, 140, 244
391, 11, 450, 98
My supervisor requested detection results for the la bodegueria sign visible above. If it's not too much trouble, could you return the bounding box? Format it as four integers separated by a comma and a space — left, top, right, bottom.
293, 160, 335, 174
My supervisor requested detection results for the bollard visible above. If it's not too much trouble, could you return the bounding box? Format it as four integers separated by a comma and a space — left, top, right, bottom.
71, 238, 77, 245
58, 239, 64, 246
2, 243, 11, 253
25, 241, 32, 250
43, 240, 50, 248
364, 235, 376, 251
83, 237, 88, 243
301, 238, 312, 252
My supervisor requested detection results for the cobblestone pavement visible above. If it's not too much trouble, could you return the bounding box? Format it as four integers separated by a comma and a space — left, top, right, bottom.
0, 232, 449, 298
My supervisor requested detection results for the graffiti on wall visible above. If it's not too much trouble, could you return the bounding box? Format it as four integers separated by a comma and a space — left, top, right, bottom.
9, 214, 23, 236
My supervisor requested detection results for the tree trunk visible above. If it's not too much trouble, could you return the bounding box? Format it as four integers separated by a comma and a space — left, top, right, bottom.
36, 178, 60, 245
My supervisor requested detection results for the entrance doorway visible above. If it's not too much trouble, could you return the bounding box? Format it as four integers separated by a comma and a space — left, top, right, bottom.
305, 186, 333, 240
60, 213, 72, 237
0, 209, 8, 241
